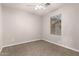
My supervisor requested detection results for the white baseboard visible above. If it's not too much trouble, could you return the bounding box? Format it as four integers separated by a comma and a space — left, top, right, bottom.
2, 38, 79, 53
2, 39, 41, 48
44, 39, 79, 53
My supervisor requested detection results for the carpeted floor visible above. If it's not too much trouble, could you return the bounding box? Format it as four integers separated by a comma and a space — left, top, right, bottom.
0, 40, 79, 56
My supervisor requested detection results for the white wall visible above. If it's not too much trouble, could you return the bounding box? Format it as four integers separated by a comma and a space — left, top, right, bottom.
42, 4, 79, 52
2, 6, 42, 47
0, 4, 2, 52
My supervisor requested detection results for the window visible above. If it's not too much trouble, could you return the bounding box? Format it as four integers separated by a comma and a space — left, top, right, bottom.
50, 14, 61, 35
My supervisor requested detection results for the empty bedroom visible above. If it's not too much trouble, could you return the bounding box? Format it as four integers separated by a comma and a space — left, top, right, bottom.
0, 3, 79, 56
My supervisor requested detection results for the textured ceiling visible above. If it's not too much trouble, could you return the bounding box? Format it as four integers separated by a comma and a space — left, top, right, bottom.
2, 3, 64, 16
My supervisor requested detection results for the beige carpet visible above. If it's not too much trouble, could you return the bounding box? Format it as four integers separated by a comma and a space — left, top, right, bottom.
0, 40, 79, 56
